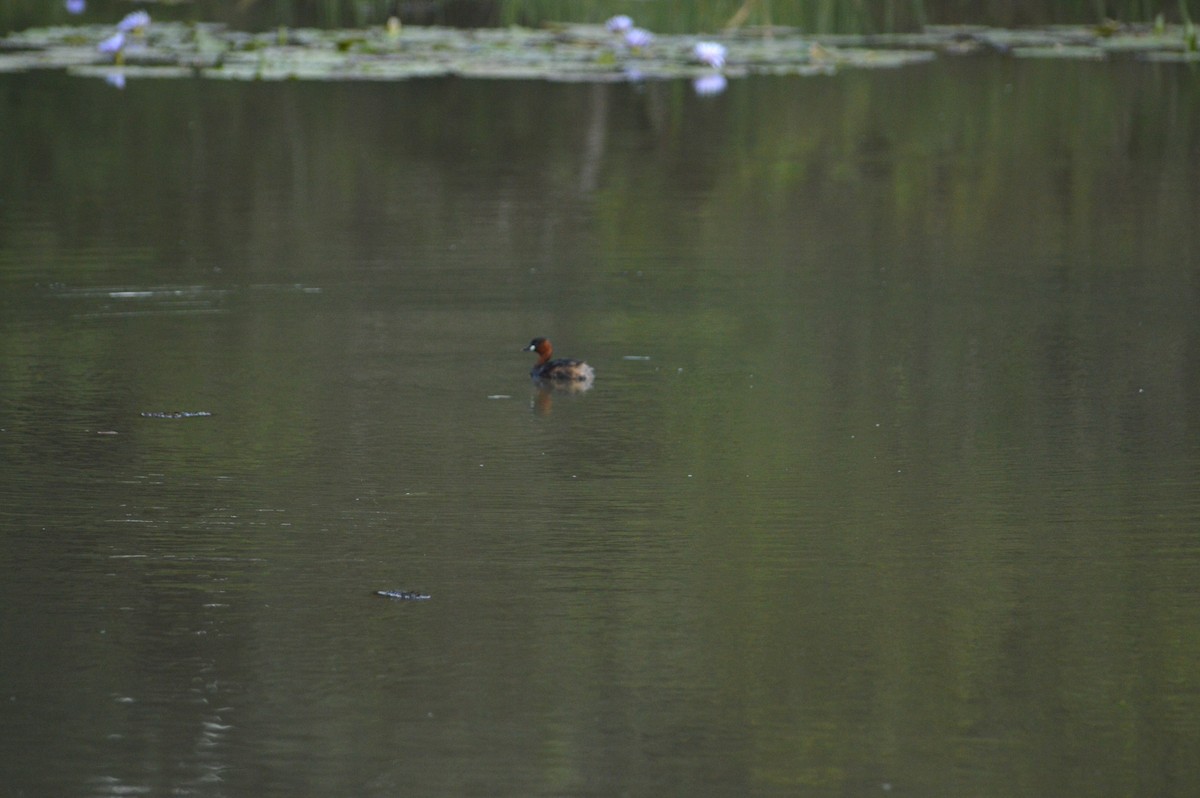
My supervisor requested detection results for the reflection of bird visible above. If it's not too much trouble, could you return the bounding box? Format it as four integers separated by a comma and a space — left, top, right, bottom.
523, 337, 595, 384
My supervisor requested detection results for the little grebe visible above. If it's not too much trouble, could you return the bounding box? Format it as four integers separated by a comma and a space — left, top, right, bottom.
523, 337, 595, 383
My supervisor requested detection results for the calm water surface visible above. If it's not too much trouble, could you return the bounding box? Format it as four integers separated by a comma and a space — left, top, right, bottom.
2, 56, 1199, 797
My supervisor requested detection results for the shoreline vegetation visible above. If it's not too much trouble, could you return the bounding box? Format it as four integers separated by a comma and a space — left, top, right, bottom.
6, 0, 1200, 35
1, 19, 1198, 85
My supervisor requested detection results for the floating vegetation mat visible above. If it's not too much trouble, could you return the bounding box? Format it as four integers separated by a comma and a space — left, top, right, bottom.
0, 22, 1196, 85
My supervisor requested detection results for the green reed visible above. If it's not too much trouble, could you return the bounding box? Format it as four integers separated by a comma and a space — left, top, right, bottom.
5, 0, 1200, 35
499, 0, 1200, 32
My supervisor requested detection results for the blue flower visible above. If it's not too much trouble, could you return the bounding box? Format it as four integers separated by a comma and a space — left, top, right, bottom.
117, 10, 151, 33
65, 0, 86, 15
693, 41, 727, 69
605, 15, 633, 33
97, 31, 125, 55
624, 28, 654, 48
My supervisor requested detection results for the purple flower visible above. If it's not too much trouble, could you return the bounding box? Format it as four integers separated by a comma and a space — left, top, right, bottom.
106, 71, 126, 89
97, 31, 125, 55
605, 15, 633, 33
693, 73, 727, 97
624, 28, 654, 48
65, 0, 86, 15
117, 10, 151, 32
694, 41, 727, 69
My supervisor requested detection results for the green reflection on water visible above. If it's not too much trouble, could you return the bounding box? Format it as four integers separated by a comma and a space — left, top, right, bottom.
1, 54, 1198, 797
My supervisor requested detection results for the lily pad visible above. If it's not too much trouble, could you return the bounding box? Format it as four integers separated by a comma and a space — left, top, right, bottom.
70, 64, 195, 79
0, 21, 930, 84
1, 21, 1197, 85
1012, 45, 1107, 59
1141, 50, 1200, 62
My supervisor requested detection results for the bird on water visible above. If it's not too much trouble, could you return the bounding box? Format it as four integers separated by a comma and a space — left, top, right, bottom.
523, 337, 595, 384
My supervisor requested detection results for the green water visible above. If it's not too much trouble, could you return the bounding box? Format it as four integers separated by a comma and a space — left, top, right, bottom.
1, 57, 1199, 797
